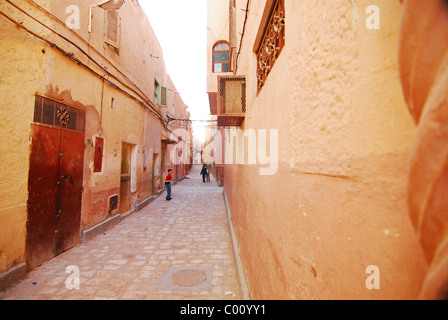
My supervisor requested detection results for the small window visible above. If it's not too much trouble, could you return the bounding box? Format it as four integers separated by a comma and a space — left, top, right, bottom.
105, 10, 120, 50
213, 41, 231, 73
94, 137, 104, 173
34, 95, 85, 132
109, 195, 118, 214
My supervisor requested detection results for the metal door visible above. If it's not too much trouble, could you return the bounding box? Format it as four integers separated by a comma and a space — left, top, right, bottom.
27, 97, 85, 269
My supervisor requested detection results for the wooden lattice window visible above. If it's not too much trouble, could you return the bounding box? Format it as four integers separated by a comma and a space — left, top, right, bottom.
218, 76, 247, 114
256, 0, 285, 92
213, 41, 231, 73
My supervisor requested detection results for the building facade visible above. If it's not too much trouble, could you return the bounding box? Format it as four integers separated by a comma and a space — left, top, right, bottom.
207, 0, 447, 299
0, 0, 192, 286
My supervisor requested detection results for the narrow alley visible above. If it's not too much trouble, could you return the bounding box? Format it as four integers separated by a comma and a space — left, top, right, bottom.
1, 0, 448, 302
0, 165, 246, 300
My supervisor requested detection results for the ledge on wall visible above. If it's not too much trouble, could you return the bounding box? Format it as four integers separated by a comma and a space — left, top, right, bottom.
81, 214, 121, 243
0, 263, 27, 292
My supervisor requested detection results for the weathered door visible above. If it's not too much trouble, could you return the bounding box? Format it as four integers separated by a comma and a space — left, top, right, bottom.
27, 96, 85, 269
56, 130, 84, 255
27, 125, 60, 269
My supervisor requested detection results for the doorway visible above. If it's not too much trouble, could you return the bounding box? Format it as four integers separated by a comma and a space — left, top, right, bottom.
152, 153, 160, 195
120, 143, 131, 213
27, 96, 85, 270
120, 142, 137, 213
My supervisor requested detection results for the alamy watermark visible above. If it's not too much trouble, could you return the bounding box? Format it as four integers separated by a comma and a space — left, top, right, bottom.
63, 263, 381, 291
63, 4, 381, 30
65, 5, 80, 30
169, 128, 279, 176
365, 5, 381, 30
365, 265, 380, 290
61, 2, 382, 178
66, 265, 80, 290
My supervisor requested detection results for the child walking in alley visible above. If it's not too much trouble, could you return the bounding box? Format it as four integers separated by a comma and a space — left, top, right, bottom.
165, 169, 173, 200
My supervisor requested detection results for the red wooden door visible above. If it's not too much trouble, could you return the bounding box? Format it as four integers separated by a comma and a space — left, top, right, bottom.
27, 122, 85, 269
56, 130, 84, 255
27, 125, 61, 269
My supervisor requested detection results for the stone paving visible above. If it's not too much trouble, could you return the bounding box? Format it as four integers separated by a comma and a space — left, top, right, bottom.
0, 165, 246, 300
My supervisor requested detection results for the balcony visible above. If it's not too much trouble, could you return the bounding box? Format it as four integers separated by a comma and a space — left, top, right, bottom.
217, 76, 246, 127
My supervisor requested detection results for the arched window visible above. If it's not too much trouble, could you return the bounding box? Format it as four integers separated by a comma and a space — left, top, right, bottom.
213, 41, 230, 73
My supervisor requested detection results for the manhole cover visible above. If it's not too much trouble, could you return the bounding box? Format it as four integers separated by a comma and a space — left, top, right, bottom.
171, 269, 207, 287
157, 267, 213, 292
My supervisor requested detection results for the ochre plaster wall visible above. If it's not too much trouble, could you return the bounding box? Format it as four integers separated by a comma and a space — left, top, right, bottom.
0, 0, 189, 274
0, 5, 47, 272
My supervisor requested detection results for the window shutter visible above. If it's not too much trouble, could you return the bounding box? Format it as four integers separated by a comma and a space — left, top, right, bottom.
154, 80, 160, 104
160, 86, 168, 107
105, 10, 120, 48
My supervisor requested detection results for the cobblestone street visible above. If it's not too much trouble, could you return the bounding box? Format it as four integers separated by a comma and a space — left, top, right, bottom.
0, 165, 247, 300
